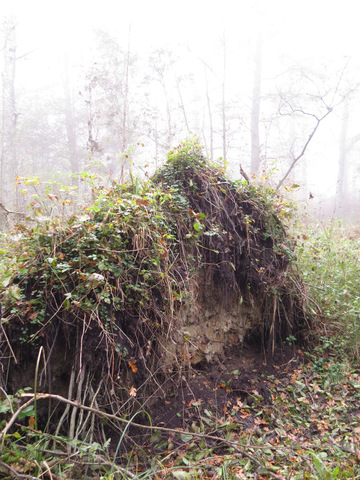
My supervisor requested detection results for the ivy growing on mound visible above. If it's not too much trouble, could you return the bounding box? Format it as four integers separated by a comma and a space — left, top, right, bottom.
154, 140, 309, 345
0, 138, 310, 437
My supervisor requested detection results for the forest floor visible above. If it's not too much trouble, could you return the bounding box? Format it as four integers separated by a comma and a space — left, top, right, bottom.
0, 337, 359, 479
116, 340, 360, 479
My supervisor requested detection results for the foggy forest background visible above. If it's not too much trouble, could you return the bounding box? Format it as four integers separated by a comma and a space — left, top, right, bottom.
1, 8, 360, 224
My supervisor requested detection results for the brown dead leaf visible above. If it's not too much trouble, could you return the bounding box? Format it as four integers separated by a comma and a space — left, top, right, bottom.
136, 198, 149, 207
239, 409, 251, 418
128, 360, 138, 373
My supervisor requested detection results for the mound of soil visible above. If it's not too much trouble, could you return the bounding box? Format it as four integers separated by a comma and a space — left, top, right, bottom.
0, 139, 311, 442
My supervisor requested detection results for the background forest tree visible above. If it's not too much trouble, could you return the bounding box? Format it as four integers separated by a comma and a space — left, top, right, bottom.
1, 5, 360, 222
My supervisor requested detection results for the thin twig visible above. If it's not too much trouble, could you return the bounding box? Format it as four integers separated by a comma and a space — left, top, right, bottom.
0, 461, 38, 480
0, 387, 14, 415
0, 397, 35, 443
0, 323, 18, 364
16, 392, 281, 453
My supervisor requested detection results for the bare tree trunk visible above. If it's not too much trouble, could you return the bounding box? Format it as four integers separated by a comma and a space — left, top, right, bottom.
167, 50, 190, 134
204, 66, 214, 161
120, 26, 131, 183
154, 117, 159, 170
197, 57, 214, 161
149, 49, 175, 151
1, 18, 17, 212
250, 38, 262, 174
62, 54, 79, 185
86, 78, 95, 162
162, 78, 173, 151
335, 99, 349, 216
221, 34, 227, 166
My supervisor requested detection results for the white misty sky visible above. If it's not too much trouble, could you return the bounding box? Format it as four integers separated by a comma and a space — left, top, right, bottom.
2, 0, 358, 108
1, 0, 360, 196
2, 0, 358, 62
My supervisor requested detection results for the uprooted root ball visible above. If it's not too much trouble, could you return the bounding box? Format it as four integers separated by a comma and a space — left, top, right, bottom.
0, 138, 311, 440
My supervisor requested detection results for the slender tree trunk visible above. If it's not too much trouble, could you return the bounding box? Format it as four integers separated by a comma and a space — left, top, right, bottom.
86, 79, 95, 162
149, 49, 174, 151
250, 38, 262, 174
122, 28, 130, 152
221, 34, 227, 166
335, 99, 349, 216
160, 78, 173, 150
1, 18, 17, 211
154, 117, 159, 170
170, 58, 190, 134
62, 54, 79, 185
204, 67, 214, 162
120, 26, 131, 182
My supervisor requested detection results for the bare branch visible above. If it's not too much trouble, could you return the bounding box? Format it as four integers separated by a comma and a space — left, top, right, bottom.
331, 57, 351, 105
240, 164, 251, 184
276, 108, 332, 190
0, 21, 17, 53
0, 461, 38, 480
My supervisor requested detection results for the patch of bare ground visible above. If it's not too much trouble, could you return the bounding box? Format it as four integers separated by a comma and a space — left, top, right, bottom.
148, 342, 301, 435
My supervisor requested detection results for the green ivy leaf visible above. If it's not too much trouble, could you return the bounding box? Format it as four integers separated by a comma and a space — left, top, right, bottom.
180, 433, 193, 443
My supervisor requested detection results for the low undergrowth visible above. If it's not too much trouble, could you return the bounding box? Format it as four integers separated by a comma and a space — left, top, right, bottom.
294, 220, 360, 357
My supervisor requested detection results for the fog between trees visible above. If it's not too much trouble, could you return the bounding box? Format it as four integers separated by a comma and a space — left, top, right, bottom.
1, 7, 360, 223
